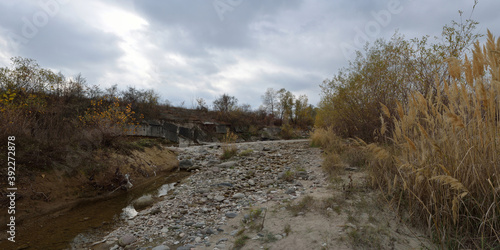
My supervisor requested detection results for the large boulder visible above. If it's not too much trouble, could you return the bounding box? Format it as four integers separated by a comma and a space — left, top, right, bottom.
261, 127, 281, 140
178, 159, 200, 171
118, 234, 136, 246
132, 195, 154, 210
179, 159, 193, 170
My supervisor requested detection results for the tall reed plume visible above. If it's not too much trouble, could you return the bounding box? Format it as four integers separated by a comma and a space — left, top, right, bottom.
367, 31, 500, 248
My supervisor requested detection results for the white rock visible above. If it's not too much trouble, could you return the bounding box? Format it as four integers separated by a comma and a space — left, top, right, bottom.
232, 193, 245, 199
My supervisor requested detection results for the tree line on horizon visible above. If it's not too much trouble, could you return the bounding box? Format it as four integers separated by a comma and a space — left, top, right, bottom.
200, 88, 315, 129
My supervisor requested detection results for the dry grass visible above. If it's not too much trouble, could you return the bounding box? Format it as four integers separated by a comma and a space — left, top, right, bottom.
366, 31, 500, 248
233, 235, 250, 250
311, 127, 346, 153
220, 129, 238, 160
287, 195, 315, 216
312, 127, 368, 178
311, 127, 345, 178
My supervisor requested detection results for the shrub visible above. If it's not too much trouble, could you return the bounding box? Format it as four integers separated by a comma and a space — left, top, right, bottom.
78, 98, 140, 145
280, 123, 297, 139
315, 19, 481, 142
282, 170, 295, 182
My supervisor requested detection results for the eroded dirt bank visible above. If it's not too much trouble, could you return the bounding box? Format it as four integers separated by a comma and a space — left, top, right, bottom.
88, 140, 435, 250
0, 146, 178, 250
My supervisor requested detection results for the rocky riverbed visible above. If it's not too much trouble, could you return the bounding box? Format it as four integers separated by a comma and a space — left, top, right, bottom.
79, 139, 434, 250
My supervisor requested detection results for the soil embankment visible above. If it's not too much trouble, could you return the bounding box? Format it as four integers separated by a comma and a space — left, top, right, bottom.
0, 146, 178, 250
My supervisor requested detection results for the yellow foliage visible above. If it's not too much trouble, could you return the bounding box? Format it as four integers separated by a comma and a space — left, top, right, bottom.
78, 98, 139, 135
0, 89, 46, 114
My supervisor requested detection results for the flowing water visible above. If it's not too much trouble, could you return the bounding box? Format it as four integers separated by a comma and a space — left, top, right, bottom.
0, 172, 190, 250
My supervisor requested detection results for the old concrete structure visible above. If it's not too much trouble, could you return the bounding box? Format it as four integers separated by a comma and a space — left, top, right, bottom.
126, 120, 221, 144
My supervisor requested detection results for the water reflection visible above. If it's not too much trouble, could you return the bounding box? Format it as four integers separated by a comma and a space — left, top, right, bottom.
121, 205, 138, 220
157, 183, 176, 197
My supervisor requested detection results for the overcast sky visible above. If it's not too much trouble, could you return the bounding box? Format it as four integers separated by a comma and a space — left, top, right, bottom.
0, 0, 499, 108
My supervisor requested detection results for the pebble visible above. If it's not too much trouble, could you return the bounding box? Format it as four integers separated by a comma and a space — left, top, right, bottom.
194, 222, 205, 228
215, 244, 226, 249
217, 161, 237, 168
152, 245, 170, 250
225, 212, 238, 218
232, 193, 245, 199
118, 234, 136, 246
177, 244, 195, 250
179, 159, 194, 171
217, 238, 229, 244
90, 140, 321, 249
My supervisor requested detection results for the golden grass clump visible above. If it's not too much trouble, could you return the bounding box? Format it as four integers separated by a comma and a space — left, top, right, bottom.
220, 129, 238, 160
312, 127, 369, 177
368, 31, 500, 248
311, 126, 346, 154
311, 127, 345, 176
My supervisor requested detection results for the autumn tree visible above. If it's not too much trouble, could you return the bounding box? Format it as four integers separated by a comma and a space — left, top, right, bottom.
315, 18, 482, 142
213, 93, 238, 115
195, 97, 208, 111
294, 94, 314, 128
261, 87, 278, 116
277, 88, 294, 123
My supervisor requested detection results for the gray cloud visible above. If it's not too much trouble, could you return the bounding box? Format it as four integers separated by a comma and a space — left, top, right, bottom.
20, 18, 123, 70
0, 0, 499, 108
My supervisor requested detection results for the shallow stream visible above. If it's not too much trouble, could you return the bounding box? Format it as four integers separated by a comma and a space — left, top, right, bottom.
0, 171, 190, 250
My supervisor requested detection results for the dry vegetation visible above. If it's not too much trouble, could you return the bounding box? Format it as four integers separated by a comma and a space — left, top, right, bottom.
365, 32, 500, 248
313, 15, 500, 248
220, 129, 238, 160
0, 57, 166, 175
311, 127, 368, 179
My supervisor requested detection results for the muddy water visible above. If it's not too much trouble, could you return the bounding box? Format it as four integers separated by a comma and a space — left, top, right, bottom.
0, 172, 190, 250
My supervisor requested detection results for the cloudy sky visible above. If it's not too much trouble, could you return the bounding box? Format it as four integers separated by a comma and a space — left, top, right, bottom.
0, 0, 499, 108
